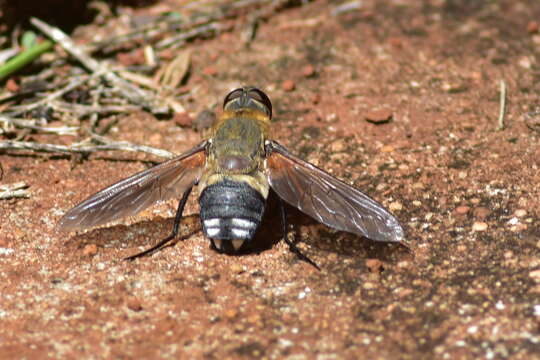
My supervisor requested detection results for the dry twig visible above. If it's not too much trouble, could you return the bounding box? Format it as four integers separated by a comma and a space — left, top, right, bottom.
497, 80, 506, 131
0, 116, 78, 135
52, 101, 139, 118
30, 17, 170, 115
7, 74, 98, 116
88, 134, 174, 158
88, 0, 297, 53
0, 182, 30, 200
0, 137, 174, 159
155, 23, 224, 50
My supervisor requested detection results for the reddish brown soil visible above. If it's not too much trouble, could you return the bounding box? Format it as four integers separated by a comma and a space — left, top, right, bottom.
1, 1, 540, 358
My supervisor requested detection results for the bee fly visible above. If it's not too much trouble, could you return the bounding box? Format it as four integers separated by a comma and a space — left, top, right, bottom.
59, 87, 404, 268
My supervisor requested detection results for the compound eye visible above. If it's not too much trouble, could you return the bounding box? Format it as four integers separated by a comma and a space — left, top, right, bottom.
223, 88, 244, 108
248, 88, 272, 118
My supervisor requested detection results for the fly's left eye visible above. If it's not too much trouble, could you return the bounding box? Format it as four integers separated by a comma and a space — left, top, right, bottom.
223, 88, 244, 108
248, 88, 272, 118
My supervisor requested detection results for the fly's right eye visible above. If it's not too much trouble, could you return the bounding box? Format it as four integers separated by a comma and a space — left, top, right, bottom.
248, 88, 272, 118
223, 88, 244, 108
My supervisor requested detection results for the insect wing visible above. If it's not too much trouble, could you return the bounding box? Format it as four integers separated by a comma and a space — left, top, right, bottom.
58, 141, 208, 231
265, 141, 404, 243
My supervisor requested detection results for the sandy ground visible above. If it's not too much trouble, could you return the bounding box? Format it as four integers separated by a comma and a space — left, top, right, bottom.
1, 0, 539, 358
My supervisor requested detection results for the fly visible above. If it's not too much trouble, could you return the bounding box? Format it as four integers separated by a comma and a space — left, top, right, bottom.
59, 87, 404, 268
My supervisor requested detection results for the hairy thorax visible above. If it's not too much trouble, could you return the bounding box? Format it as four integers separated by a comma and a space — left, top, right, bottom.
199, 110, 270, 197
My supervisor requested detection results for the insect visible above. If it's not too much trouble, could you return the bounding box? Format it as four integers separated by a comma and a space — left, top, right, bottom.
59, 87, 404, 268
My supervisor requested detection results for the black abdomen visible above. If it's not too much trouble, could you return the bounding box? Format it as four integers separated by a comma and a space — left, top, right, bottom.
199, 179, 265, 251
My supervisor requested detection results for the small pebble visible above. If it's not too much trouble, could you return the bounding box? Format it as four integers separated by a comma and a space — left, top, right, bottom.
5, 78, 19, 92
116, 52, 140, 66
230, 263, 244, 274
174, 112, 193, 127
330, 140, 346, 152
455, 206, 470, 215
456, 244, 467, 252
514, 209, 527, 217
389, 201, 403, 212
412, 182, 425, 190
363, 282, 376, 290
327, 253, 338, 262
388, 37, 403, 47
396, 288, 413, 298
247, 314, 261, 325
472, 222, 488, 232
127, 298, 143, 312
530, 269, 540, 282
398, 164, 409, 171
302, 64, 315, 77
225, 309, 238, 319
397, 261, 410, 268
508, 217, 519, 225
364, 109, 393, 124
282, 80, 296, 91
380, 145, 394, 153
325, 113, 338, 122
510, 224, 527, 232
441, 82, 467, 93
518, 56, 532, 69
202, 66, 218, 76
473, 207, 490, 220
82, 244, 98, 256
365, 259, 383, 273
527, 21, 539, 34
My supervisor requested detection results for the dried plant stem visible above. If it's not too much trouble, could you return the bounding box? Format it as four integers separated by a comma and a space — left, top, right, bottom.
89, 0, 295, 53
89, 134, 174, 158
7, 74, 97, 116
0, 116, 79, 135
155, 23, 223, 50
497, 80, 506, 131
0, 182, 30, 200
52, 102, 140, 117
30, 17, 170, 115
0, 137, 174, 159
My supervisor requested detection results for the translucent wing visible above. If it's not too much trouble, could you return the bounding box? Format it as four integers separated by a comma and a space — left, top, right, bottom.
265, 140, 404, 242
58, 141, 208, 231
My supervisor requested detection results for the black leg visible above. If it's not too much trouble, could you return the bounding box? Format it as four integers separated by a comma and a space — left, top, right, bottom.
125, 187, 193, 260
278, 198, 320, 270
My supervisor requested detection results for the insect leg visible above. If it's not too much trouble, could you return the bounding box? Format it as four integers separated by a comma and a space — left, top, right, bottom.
278, 197, 320, 270
125, 186, 193, 260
